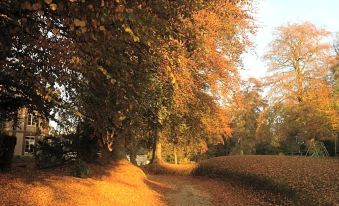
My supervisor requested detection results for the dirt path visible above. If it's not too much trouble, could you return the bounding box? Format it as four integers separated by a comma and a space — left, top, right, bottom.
146, 175, 274, 206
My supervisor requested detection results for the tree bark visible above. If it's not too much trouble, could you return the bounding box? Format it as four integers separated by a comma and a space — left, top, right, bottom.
335, 133, 338, 157
174, 147, 178, 165
129, 150, 137, 165
100, 145, 112, 164
295, 62, 304, 103
151, 129, 162, 163
111, 134, 127, 161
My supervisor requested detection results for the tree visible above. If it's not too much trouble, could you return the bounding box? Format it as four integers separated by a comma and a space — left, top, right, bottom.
330, 33, 339, 155
262, 22, 339, 150
1, 0, 255, 164
264, 22, 332, 103
0, 0, 78, 122
229, 78, 267, 154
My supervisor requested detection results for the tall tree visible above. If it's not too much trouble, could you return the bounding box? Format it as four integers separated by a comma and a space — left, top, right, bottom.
264, 22, 332, 103
0, 0, 78, 122
263, 22, 337, 149
1, 0, 255, 162
229, 78, 267, 154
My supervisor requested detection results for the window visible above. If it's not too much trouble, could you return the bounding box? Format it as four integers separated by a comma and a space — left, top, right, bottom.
24, 136, 35, 154
27, 113, 36, 126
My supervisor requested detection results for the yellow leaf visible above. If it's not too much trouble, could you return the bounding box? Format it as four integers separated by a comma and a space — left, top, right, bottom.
122, 24, 140, 42
74, 19, 86, 27
99, 25, 105, 31
50, 3, 57, 11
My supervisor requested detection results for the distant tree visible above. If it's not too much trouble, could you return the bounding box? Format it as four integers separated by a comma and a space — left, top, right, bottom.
264, 22, 332, 103
229, 78, 267, 154
262, 22, 338, 151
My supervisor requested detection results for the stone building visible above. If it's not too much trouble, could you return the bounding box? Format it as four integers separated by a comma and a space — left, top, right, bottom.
0, 108, 49, 156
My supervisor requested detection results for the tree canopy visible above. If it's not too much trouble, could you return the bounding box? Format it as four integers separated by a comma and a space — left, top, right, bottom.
0, 0, 255, 162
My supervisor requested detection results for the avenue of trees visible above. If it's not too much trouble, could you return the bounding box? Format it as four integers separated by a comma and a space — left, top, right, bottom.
0, 0, 338, 170
0, 0, 255, 165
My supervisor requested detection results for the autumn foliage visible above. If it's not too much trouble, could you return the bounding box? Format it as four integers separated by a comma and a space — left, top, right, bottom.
0, 0, 256, 163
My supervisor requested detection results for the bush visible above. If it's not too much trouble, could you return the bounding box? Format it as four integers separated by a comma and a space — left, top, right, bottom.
255, 141, 280, 155
70, 159, 91, 178
0, 134, 17, 172
34, 136, 75, 169
77, 134, 99, 163
204, 138, 237, 159
205, 143, 229, 158
34, 133, 98, 176
70, 122, 99, 163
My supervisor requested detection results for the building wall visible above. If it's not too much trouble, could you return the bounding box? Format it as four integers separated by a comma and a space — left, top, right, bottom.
14, 132, 24, 156
1, 108, 49, 156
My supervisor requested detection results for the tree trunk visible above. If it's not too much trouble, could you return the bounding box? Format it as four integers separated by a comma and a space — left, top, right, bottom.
295, 63, 304, 103
151, 137, 156, 163
335, 133, 338, 157
130, 150, 137, 165
151, 129, 162, 163
100, 145, 112, 164
112, 134, 126, 161
174, 147, 178, 165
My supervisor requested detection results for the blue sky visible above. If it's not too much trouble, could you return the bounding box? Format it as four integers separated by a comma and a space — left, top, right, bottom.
241, 0, 339, 79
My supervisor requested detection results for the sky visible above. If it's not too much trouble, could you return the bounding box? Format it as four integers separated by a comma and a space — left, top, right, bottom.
241, 0, 339, 80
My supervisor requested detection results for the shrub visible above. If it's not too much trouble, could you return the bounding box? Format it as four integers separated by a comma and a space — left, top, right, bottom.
255, 141, 280, 155
0, 134, 17, 172
34, 134, 97, 178
70, 159, 91, 178
34, 136, 75, 169
204, 138, 237, 159
69, 122, 99, 163
77, 134, 99, 163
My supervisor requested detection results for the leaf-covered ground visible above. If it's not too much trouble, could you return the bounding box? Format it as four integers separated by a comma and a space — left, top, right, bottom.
1, 156, 338, 206
0, 159, 283, 206
0, 161, 164, 206
194, 155, 339, 206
